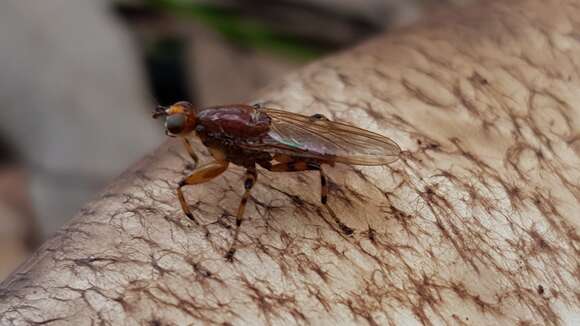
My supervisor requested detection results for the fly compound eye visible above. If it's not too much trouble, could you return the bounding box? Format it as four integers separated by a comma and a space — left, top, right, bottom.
166, 114, 186, 135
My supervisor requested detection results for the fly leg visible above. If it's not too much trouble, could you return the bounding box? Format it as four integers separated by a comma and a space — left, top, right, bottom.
260, 160, 353, 235
225, 167, 257, 261
182, 138, 199, 168
319, 166, 353, 235
177, 161, 229, 223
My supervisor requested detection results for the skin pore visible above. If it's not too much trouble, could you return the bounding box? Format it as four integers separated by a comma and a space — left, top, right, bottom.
1, 0, 579, 325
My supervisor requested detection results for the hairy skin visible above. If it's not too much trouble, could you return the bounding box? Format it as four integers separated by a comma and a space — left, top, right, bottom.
1, 0, 580, 325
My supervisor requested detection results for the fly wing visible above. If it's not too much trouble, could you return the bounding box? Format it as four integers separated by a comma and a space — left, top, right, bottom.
242, 108, 401, 165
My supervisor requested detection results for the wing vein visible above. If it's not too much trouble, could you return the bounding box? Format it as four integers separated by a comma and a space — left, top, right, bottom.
242, 108, 401, 165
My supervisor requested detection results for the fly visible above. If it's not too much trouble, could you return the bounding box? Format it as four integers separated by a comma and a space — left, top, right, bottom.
153, 101, 401, 261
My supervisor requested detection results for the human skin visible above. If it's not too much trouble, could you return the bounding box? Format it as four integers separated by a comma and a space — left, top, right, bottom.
1, 0, 579, 325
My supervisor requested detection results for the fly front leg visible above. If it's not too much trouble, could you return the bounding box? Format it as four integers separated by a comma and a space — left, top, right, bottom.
225, 167, 257, 261
182, 138, 199, 168
177, 161, 229, 223
260, 160, 353, 235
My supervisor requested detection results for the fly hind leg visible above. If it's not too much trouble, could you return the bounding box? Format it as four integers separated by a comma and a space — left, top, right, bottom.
177, 161, 229, 223
319, 166, 353, 235
261, 160, 353, 235
225, 167, 257, 261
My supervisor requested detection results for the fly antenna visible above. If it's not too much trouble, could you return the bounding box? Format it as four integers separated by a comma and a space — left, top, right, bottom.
153, 105, 168, 119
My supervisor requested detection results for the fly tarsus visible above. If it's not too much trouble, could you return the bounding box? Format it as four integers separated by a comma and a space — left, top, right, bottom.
226, 167, 257, 262
319, 166, 354, 236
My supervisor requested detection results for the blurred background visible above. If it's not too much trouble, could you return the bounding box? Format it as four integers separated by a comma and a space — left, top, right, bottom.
0, 0, 469, 279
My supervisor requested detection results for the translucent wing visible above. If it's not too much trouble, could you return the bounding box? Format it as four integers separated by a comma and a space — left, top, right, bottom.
243, 108, 401, 165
